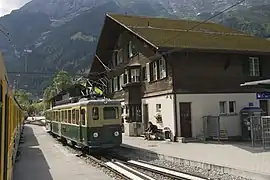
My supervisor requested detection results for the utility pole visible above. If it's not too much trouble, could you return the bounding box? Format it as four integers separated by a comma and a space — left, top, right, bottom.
24, 54, 28, 72
24, 49, 32, 73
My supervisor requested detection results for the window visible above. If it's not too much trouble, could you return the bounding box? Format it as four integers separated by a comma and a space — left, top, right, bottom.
131, 69, 140, 82
229, 101, 236, 113
159, 58, 166, 79
81, 109, 86, 126
117, 49, 123, 64
68, 110, 71, 123
124, 69, 129, 84
64, 110, 68, 123
119, 74, 124, 90
75, 109, 80, 125
58, 111, 60, 122
107, 79, 111, 93
219, 101, 227, 114
113, 77, 118, 91
112, 51, 117, 67
249, 57, 260, 76
128, 41, 134, 58
103, 107, 119, 120
61, 111, 64, 122
72, 109, 76, 124
150, 61, 158, 81
156, 104, 161, 112
92, 107, 99, 120
142, 67, 146, 81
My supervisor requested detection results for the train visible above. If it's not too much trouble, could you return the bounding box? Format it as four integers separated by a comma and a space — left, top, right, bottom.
44, 97, 123, 153
0, 52, 25, 180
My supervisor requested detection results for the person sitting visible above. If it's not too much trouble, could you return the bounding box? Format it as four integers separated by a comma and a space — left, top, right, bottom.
144, 122, 158, 140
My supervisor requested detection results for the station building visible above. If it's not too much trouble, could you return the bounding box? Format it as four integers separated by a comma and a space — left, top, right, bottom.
90, 13, 270, 141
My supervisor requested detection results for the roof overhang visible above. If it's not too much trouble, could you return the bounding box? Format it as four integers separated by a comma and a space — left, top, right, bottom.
89, 14, 160, 76
158, 47, 270, 55
240, 79, 270, 87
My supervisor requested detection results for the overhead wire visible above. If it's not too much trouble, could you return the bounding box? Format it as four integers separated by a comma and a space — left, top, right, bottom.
111, 0, 247, 65
5, 0, 246, 80
90, 0, 247, 76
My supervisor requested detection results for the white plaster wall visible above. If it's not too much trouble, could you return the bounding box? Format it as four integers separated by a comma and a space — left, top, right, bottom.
141, 94, 175, 135
176, 93, 259, 138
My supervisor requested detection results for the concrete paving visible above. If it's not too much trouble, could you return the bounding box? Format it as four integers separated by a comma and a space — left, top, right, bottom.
122, 135, 270, 175
13, 124, 112, 180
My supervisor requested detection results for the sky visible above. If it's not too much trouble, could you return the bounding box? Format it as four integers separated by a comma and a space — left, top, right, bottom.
0, 0, 31, 17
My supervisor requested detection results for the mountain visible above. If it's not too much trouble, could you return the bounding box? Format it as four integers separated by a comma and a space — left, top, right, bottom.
0, 0, 269, 96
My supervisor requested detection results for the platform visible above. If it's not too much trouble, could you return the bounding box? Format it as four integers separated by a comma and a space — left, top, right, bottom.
122, 135, 270, 178
13, 124, 111, 180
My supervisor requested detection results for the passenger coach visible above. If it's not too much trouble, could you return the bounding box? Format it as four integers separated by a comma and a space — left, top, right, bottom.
45, 98, 122, 152
1, 52, 25, 180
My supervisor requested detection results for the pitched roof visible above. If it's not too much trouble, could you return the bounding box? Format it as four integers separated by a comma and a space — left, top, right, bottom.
108, 14, 270, 53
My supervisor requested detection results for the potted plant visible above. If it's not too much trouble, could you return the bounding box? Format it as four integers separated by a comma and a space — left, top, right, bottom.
155, 113, 162, 123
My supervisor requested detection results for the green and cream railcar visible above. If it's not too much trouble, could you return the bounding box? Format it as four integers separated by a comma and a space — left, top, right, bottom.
45, 98, 122, 150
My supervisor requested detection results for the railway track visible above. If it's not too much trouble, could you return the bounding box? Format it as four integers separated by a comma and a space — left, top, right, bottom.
50, 133, 210, 180
88, 153, 211, 180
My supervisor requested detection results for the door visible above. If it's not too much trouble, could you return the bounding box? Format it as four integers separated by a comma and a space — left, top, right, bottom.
260, 100, 268, 115
179, 102, 192, 138
58, 111, 62, 136
143, 104, 149, 131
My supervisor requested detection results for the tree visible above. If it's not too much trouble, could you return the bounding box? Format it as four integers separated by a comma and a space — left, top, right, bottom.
53, 70, 74, 93
42, 70, 74, 109
14, 89, 32, 110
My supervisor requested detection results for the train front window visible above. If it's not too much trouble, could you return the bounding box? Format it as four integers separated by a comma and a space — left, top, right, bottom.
92, 107, 99, 120
103, 107, 119, 120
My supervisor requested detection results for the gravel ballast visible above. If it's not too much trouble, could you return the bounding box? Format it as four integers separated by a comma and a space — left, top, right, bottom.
112, 147, 252, 180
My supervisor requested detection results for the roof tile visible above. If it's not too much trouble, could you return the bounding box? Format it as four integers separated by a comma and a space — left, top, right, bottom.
108, 14, 270, 53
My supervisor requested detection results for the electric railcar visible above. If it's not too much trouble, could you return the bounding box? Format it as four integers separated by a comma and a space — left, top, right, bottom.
45, 98, 122, 152
0, 52, 25, 180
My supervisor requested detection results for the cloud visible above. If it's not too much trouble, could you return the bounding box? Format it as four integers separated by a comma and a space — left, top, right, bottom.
0, 0, 31, 16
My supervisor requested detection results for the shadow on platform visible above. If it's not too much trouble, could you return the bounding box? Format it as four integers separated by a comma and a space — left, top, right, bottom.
13, 125, 53, 180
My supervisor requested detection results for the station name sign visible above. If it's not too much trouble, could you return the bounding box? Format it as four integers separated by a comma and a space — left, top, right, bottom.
256, 92, 270, 100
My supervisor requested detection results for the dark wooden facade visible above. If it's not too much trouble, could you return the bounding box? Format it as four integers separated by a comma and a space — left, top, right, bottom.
90, 14, 270, 124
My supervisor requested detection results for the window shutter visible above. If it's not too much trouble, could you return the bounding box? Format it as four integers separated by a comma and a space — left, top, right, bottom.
146, 63, 150, 82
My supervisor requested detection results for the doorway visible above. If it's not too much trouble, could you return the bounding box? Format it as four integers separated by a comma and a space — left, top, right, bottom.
142, 104, 149, 131
179, 102, 192, 138
260, 100, 268, 115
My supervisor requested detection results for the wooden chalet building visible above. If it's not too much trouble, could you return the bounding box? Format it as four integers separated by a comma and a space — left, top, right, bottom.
90, 14, 270, 140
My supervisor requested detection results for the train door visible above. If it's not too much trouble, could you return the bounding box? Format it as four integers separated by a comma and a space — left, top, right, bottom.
58, 110, 62, 136
0, 81, 3, 180
80, 108, 87, 143
3, 93, 9, 180
75, 109, 81, 142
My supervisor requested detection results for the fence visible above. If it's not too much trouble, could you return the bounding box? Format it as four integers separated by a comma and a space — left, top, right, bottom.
203, 115, 270, 149
202, 115, 221, 141
261, 116, 270, 149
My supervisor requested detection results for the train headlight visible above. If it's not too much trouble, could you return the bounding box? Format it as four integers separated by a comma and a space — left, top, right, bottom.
114, 131, 119, 136
93, 132, 99, 138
